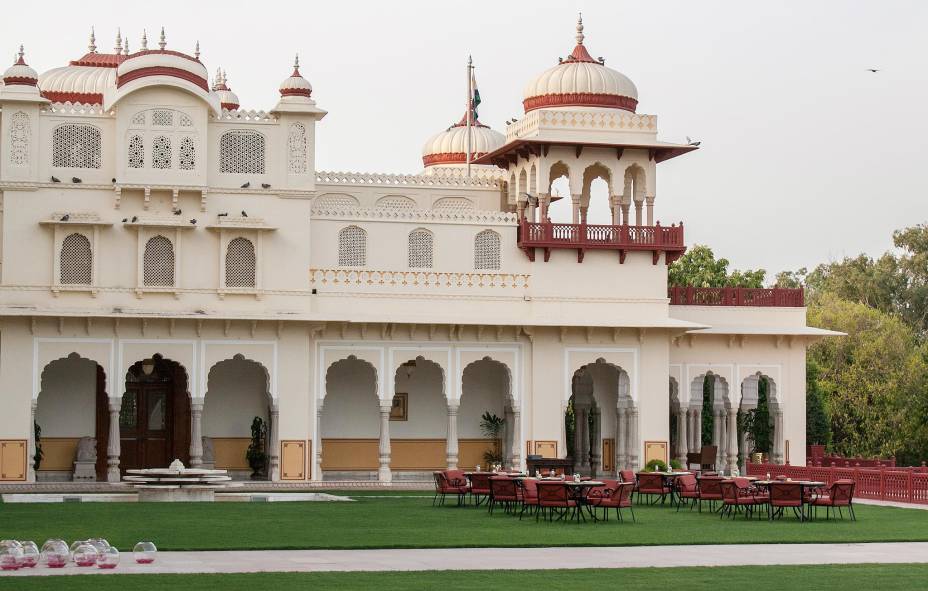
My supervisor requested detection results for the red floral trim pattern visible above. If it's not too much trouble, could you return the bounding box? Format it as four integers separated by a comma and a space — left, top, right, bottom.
523, 92, 637, 113
422, 152, 490, 166
117, 66, 209, 92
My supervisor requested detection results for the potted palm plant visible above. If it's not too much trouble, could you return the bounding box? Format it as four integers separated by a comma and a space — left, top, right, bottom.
480, 411, 505, 466
245, 416, 268, 479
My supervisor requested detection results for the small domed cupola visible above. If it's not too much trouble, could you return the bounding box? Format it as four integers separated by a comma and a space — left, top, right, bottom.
278, 54, 313, 100
522, 14, 638, 113
3, 46, 39, 88
212, 68, 240, 111
421, 112, 505, 168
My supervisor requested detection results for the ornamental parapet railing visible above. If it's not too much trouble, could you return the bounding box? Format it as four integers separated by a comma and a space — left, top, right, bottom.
506, 109, 658, 142
315, 170, 503, 188
748, 463, 928, 505
668, 286, 805, 307
309, 268, 530, 289
517, 220, 685, 264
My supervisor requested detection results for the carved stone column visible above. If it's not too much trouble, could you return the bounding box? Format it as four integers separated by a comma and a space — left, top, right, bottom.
677, 408, 688, 466
579, 205, 589, 224
589, 409, 601, 475
716, 408, 727, 471
616, 406, 627, 470
577, 406, 590, 472
27, 400, 37, 482
315, 403, 324, 481
629, 406, 640, 470
571, 194, 582, 224
621, 203, 631, 226
539, 193, 551, 221
773, 408, 785, 464
727, 407, 739, 473
510, 406, 522, 471
189, 399, 204, 467
268, 403, 280, 481
694, 406, 703, 452
106, 397, 122, 483
378, 402, 392, 482
634, 200, 643, 226
446, 401, 459, 469
739, 427, 750, 473
646, 196, 655, 225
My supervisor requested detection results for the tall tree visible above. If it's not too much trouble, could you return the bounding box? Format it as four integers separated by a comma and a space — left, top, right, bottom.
805, 359, 831, 448
669, 245, 766, 288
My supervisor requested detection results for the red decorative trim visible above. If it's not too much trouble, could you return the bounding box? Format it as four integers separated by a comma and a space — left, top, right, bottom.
3, 76, 38, 86
668, 286, 805, 307
70, 52, 126, 68
565, 43, 597, 64
280, 87, 312, 97
126, 49, 202, 64
220, 102, 239, 111
117, 66, 208, 92
523, 92, 637, 113
422, 152, 491, 167
41, 91, 103, 104
517, 221, 685, 264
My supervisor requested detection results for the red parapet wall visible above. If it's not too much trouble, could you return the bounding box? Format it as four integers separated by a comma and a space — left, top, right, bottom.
668, 286, 805, 307
517, 221, 686, 264
747, 463, 928, 505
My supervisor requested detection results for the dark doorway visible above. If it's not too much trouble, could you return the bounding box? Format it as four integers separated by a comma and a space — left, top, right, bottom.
99, 355, 190, 473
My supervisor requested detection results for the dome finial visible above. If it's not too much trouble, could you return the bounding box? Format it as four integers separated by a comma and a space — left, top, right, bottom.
89, 27, 97, 53
115, 28, 123, 53
195, 40, 200, 60
141, 29, 148, 51
16, 44, 25, 65
159, 27, 166, 50
575, 12, 584, 45
123, 37, 130, 55
293, 53, 300, 74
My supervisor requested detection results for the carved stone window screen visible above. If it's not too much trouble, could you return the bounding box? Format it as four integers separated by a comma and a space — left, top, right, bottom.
151, 110, 174, 126
131, 112, 146, 125
143, 235, 175, 286
60, 233, 93, 285
408, 228, 433, 269
152, 135, 172, 169
52, 123, 102, 169
179, 113, 193, 127
219, 129, 266, 174
225, 237, 256, 287
377, 196, 416, 209
474, 229, 501, 270
10, 111, 30, 167
338, 225, 367, 267
128, 134, 145, 168
287, 122, 307, 174
178, 136, 196, 170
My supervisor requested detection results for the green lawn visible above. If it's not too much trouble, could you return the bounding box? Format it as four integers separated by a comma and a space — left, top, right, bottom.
4, 565, 928, 591
0, 495, 925, 551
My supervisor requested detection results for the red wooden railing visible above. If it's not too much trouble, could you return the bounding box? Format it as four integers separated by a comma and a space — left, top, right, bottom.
668, 286, 805, 307
518, 220, 686, 263
748, 463, 928, 505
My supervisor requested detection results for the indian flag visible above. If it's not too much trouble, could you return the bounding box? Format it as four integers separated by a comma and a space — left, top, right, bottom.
471, 69, 481, 120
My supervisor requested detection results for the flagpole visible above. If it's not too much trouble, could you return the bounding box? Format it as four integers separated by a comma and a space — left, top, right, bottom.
466, 55, 473, 178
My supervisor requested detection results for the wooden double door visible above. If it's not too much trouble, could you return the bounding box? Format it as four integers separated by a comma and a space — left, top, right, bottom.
96, 356, 190, 477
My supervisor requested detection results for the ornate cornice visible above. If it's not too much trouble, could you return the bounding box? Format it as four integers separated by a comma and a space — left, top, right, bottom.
310, 268, 530, 289
310, 206, 517, 225
316, 169, 503, 189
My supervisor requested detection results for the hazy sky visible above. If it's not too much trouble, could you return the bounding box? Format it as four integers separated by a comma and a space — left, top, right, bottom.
4, 1, 926, 276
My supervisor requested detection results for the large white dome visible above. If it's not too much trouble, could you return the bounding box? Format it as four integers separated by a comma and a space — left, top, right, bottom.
421, 114, 505, 167
522, 16, 638, 113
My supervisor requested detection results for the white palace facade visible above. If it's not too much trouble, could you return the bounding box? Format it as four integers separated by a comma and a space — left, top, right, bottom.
0, 20, 838, 484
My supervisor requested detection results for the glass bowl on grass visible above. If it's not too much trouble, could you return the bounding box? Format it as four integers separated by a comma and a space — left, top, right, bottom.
97, 546, 120, 569
41, 539, 69, 568
72, 542, 98, 567
0, 543, 24, 571
133, 541, 157, 564
19, 541, 39, 568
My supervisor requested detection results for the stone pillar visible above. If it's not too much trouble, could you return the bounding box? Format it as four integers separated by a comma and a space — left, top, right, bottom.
27, 400, 37, 482
773, 408, 784, 464
716, 408, 727, 472
579, 205, 589, 224
189, 399, 204, 467
540, 194, 551, 221
727, 408, 739, 473
268, 403, 280, 481
590, 410, 601, 475
510, 407, 522, 471
739, 428, 750, 473
571, 194, 582, 224
616, 406, 627, 470
315, 404, 324, 481
634, 200, 643, 226
446, 401, 459, 469
629, 407, 640, 470
677, 408, 688, 466
578, 406, 590, 472
694, 407, 703, 452
646, 196, 655, 225
711, 407, 721, 449
107, 397, 122, 483
378, 402, 392, 482
621, 203, 630, 226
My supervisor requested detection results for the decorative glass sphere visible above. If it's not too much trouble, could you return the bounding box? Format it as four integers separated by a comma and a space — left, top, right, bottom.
0, 541, 24, 571
97, 546, 120, 569
40, 539, 69, 568
19, 541, 39, 568
133, 541, 157, 564
69, 539, 85, 559
88, 538, 110, 555
72, 542, 98, 567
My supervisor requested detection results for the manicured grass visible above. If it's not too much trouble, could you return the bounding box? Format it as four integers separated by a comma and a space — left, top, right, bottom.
4, 565, 928, 591
0, 495, 926, 551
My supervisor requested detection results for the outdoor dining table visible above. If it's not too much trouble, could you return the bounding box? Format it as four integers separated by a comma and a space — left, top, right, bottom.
649, 471, 693, 506
519, 478, 605, 522
751, 479, 826, 521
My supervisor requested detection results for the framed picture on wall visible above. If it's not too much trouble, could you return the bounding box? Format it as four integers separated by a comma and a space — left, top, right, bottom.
390, 393, 408, 421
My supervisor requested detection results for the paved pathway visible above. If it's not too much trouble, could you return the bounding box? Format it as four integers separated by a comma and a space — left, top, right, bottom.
5, 542, 928, 577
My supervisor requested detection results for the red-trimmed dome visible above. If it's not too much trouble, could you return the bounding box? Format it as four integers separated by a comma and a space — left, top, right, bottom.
3, 46, 39, 87
279, 54, 312, 99
211, 68, 240, 110
421, 112, 505, 167
522, 15, 638, 114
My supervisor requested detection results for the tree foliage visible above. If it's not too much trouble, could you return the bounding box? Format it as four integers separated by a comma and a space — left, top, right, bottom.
669, 245, 766, 288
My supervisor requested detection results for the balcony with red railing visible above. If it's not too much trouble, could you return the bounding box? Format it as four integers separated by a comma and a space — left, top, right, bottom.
668, 286, 805, 307
517, 220, 686, 264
